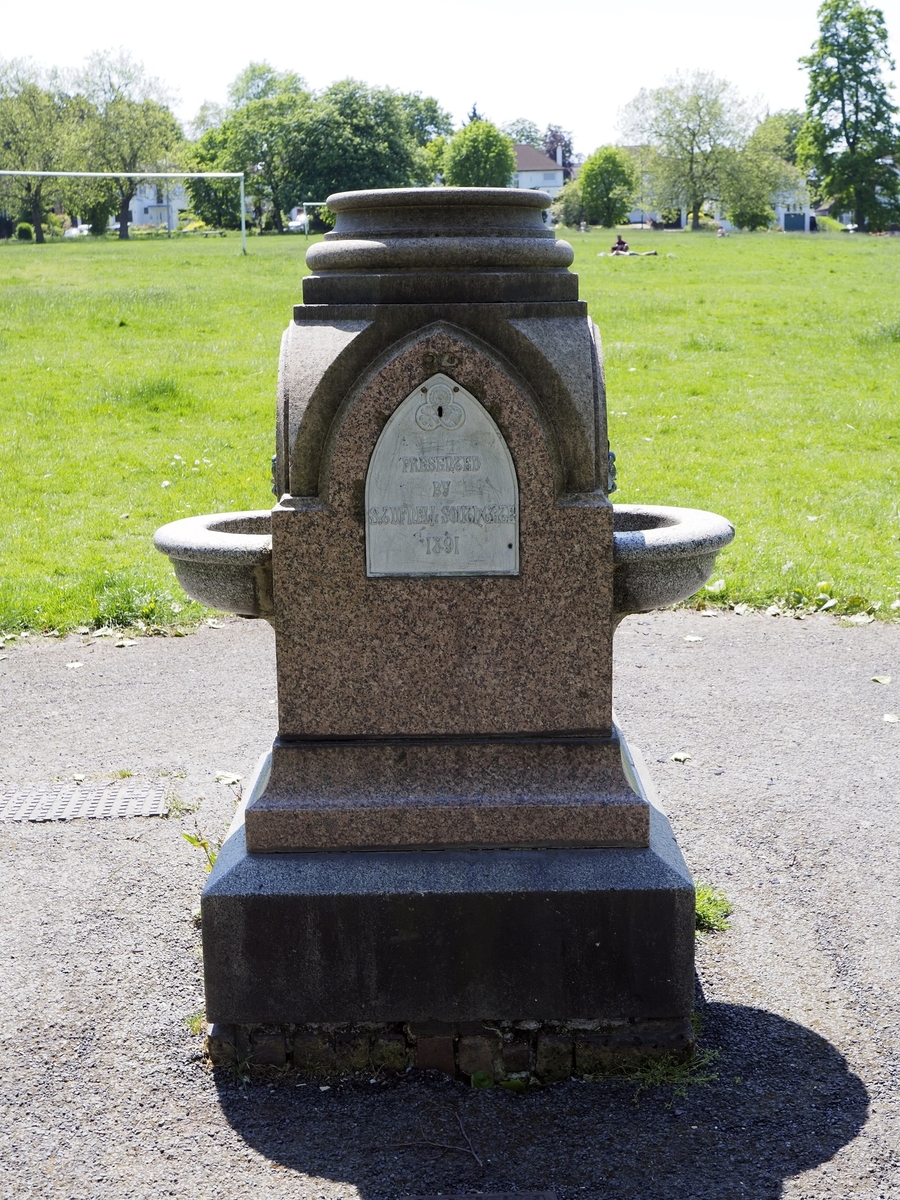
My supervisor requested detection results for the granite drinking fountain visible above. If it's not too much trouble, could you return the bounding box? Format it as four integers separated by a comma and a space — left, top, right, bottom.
155, 188, 734, 1079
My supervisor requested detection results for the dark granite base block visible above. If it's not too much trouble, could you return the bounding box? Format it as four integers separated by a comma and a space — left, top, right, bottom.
202, 744, 694, 1027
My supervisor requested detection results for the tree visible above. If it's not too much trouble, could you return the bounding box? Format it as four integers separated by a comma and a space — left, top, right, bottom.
0, 60, 91, 243
718, 116, 802, 230
542, 125, 575, 178
753, 109, 806, 165
501, 118, 542, 148
799, 0, 899, 229
227, 62, 306, 108
185, 123, 248, 230
296, 80, 421, 200
443, 121, 516, 187
550, 179, 585, 227
621, 71, 754, 229
398, 93, 453, 147
77, 52, 182, 239
579, 145, 638, 226
214, 90, 312, 232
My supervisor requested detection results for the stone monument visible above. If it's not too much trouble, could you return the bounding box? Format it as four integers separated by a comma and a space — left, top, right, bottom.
155, 188, 734, 1079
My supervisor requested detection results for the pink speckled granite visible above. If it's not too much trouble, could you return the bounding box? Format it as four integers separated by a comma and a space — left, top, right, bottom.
271, 330, 614, 739
243, 327, 636, 852
245, 734, 648, 851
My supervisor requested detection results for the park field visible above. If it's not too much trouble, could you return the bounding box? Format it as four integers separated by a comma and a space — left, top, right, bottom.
0, 227, 898, 632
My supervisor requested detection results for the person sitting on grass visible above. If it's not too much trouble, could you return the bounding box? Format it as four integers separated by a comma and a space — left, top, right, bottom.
611, 234, 630, 254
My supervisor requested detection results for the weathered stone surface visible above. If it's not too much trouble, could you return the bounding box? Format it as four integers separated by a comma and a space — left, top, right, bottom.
249, 1027, 286, 1067
535, 1034, 573, 1082
416, 1037, 456, 1076
457, 1033, 499, 1078
204, 1023, 236, 1066
500, 1038, 533, 1075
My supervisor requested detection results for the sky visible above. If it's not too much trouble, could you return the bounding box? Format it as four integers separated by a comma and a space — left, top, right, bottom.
5, 0, 900, 154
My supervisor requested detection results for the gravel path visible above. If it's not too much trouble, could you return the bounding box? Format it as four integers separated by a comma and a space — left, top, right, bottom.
1, 611, 898, 1199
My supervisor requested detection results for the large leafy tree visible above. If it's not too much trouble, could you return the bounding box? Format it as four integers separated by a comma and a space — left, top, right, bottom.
621, 71, 753, 229
295, 80, 421, 200
799, 0, 898, 228
77, 51, 182, 239
501, 118, 542, 149
579, 145, 638, 226
0, 60, 91, 242
443, 120, 516, 187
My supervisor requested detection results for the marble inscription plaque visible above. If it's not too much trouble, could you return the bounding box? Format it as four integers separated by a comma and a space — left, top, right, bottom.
366, 373, 519, 577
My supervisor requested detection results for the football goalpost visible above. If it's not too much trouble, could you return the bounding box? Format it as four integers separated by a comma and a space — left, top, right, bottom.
0, 170, 249, 253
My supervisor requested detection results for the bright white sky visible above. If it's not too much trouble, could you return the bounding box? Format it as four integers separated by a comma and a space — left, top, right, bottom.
6, 0, 900, 154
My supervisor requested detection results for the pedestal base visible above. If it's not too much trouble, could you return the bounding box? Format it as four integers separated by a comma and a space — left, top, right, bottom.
201, 741, 694, 1029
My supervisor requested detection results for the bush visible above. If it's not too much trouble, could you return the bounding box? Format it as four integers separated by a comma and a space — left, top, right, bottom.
16, 222, 34, 241
729, 203, 774, 232
579, 146, 637, 227
42, 213, 64, 238
443, 121, 517, 187
551, 179, 585, 227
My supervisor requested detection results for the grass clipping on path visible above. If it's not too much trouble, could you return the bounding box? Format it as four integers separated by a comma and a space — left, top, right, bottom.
2, 229, 899, 631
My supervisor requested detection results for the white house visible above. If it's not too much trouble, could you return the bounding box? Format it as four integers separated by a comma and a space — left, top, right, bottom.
511, 144, 565, 197
108, 181, 189, 230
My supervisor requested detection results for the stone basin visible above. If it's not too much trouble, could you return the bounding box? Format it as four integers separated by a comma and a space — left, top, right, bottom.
612, 504, 735, 622
154, 503, 734, 623
153, 511, 274, 620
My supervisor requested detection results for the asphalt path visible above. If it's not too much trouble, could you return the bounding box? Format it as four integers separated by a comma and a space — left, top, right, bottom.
1, 610, 898, 1199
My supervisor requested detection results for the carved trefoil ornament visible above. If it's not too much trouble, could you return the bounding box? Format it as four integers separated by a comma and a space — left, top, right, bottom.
365, 373, 520, 577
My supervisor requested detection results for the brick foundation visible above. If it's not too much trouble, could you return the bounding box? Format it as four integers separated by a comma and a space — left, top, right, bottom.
204, 1017, 693, 1082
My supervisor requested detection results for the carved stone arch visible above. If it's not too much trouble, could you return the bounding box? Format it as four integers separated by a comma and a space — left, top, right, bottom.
316, 320, 565, 504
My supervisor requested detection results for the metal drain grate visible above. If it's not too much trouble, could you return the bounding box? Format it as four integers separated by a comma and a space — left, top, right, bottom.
0, 782, 167, 822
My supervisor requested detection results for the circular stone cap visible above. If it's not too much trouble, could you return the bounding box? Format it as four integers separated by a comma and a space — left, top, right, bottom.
304, 187, 576, 303
325, 187, 552, 211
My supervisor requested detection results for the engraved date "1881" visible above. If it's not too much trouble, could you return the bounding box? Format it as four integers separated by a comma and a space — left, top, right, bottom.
425, 535, 459, 555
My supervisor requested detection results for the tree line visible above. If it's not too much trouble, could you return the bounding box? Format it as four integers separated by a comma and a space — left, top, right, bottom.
555, 0, 898, 232
2, 0, 897, 240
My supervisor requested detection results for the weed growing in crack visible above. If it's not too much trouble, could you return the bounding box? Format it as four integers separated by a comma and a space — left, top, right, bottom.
695, 881, 733, 932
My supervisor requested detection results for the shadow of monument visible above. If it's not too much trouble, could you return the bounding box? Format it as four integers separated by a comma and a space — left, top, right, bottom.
215, 1002, 869, 1200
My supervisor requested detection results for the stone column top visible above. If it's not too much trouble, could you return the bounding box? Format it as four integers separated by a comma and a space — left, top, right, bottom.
303, 187, 576, 305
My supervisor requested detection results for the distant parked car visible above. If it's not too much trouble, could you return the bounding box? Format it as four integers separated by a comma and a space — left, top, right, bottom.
64, 225, 91, 237
287, 213, 307, 232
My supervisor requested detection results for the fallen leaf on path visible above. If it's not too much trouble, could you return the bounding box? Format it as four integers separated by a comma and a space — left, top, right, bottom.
684, 636, 704, 643
206, 619, 224, 628
115, 638, 138, 648
842, 613, 874, 625
884, 714, 900, 723
671, 752, 692, 763
215, 771, 242, 786
872, 676, 892, 685
66, 661, 83, 670
733, 603, 751, 615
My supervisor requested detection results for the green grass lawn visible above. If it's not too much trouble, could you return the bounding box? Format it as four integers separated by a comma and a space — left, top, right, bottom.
1, 227, 898, 632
